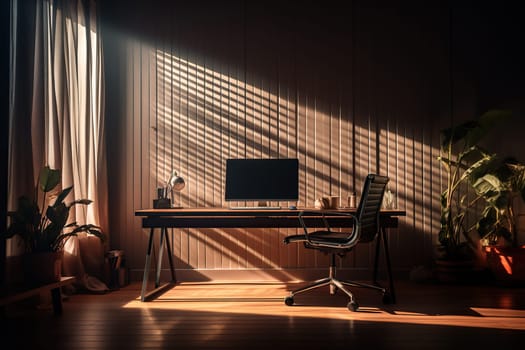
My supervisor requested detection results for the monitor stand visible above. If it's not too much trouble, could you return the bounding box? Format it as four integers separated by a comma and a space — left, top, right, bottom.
229, 201, 281, 210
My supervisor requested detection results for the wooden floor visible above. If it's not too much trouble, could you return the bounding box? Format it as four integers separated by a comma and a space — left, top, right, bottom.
2, 279, 525, 349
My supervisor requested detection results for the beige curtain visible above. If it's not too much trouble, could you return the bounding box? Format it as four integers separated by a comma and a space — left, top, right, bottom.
8, 0, 108, 292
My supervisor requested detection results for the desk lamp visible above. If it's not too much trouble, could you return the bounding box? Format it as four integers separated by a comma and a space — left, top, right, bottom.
154, 170, 185, 209
167, 170, 185, 208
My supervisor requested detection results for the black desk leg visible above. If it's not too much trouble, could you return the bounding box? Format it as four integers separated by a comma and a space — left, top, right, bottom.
155, 227, 165, 288
163, 227, 177, 283
141, 227, 178, 302
381, 227, 396, 303
373, 227, 396, 304
140, 228, 155, 302
154, 227, 177, 285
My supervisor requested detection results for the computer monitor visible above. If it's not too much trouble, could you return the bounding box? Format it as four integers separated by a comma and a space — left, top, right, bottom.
224, 158, 299, 207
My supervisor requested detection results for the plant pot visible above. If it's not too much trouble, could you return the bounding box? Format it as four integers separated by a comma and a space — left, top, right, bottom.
23, 251, 64, 287
434, 258, 483, 284
485, 245, 525, 286
5, 255, 25, 288
432, 243, 488, 283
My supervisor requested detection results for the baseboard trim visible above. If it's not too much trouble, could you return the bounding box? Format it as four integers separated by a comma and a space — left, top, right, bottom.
129, 267, 407, 283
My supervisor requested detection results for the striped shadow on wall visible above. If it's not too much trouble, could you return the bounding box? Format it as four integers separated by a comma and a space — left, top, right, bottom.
104, 2, 449, 282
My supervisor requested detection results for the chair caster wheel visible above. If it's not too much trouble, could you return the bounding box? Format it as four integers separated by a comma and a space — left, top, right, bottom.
382, 293, 393, 304
347, 300, 359, 311
330, 286, 338, 295
284, 296, 294, 306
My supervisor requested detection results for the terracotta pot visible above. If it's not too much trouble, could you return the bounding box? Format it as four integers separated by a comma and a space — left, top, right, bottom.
434, 258, 481, 284
23, 251, 63, 287
431, 242, 487, 283
485, 245, 525, 285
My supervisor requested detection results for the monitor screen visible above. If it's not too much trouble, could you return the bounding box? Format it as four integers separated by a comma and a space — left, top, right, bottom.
224, 158, 299, 202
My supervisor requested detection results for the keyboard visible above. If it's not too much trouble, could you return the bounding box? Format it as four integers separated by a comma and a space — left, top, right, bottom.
229, 206, 282, 210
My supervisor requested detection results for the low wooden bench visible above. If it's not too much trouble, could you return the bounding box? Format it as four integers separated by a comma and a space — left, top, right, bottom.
0, 276, 75, 315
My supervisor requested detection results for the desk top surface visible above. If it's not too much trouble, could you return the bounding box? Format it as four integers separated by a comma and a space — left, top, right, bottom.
135, 207, 406, 217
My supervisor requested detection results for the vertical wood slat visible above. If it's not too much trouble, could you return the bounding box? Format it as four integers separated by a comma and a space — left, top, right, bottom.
107, 2, 449, 280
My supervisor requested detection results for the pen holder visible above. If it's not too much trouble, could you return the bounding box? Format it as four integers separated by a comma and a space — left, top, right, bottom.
153, 198, 171, 209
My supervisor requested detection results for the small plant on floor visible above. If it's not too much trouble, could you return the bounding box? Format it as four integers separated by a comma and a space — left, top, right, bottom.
5, 165, 105, 253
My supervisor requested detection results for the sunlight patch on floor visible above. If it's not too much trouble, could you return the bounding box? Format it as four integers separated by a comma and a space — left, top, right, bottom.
120, 282, 525, 331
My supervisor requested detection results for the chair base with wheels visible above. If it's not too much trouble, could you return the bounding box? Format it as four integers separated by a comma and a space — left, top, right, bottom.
284, 252, 392, 311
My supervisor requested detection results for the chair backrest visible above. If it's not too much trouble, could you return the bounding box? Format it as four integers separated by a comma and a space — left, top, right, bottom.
355, 174, 389, 242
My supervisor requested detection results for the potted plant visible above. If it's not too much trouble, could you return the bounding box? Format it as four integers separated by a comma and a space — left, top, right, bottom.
471, 157, 525, 284
434, 110, 511, 282
5, 166, 105, 286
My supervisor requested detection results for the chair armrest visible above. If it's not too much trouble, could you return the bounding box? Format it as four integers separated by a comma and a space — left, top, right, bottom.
298, 210, 359, 242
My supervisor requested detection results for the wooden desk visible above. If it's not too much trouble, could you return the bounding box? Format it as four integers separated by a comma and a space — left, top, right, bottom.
135, 207, 405, 302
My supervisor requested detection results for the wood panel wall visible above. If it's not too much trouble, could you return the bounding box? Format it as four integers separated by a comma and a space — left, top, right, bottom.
103, 1, 454, 282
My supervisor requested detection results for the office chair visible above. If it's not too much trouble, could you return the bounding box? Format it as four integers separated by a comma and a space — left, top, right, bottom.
283, 174, 391, 311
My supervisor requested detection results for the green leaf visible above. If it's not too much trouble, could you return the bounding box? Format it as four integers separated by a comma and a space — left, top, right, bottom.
440, 120, 479, 150
465, 110, 512, 148
54, 186, 73, 206
440, 110, 512, 152
52, 232, 78, 251
39, 166, 61, 193
45, 202, 69, 228
69, 199, 93, 206
478, 109, 512, 131
88, 229, 105, 242
468, 155, 499, 182
494, 192, 510, 210
472, 174, 503, 195
5, 196, 40, 240
459, 153, 495, 184
476, 207, 497, 235
17, 196, 41, 226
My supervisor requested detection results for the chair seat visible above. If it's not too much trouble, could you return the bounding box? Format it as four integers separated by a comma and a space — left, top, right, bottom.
285, 231, 353, 245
